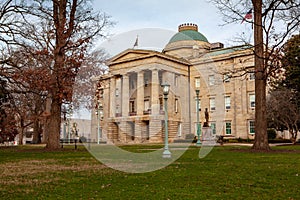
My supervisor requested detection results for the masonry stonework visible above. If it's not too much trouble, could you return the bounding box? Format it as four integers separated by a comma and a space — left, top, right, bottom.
91, 24, 256, 144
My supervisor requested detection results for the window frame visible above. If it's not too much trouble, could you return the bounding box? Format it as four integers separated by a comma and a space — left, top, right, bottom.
195, 77, 201, 88
249, 120, 255, 134
225, 121, 232, 135
210, 122, 216, 135
223, 74, 230, 83
208, 75, 215, 86
249, 94, 255, 108
225, 96, 231, 110
209, 98, 216, 111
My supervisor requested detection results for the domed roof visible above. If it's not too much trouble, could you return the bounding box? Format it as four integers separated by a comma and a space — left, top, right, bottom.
168, 23, 208, 44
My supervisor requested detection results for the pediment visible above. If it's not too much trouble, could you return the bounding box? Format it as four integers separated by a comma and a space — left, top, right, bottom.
106, 48, 190, 66
107, 49, 155, 64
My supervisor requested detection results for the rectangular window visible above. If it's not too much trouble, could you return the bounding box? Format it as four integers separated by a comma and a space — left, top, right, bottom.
144, 79, 149, 87
177, 123, 182, 137
116, 105, 120, 114
144, 99, 150, 111
249, 72, 255, 80
195, 99, 201, 112
225, 96, 231, 110
130, 100, 135, 113
225, 122, 231, 135
224, 74, 230, 83
211, 122, 216, 135
209, 75, 215, 86
159, 97, 163, 111
249, 94, 255, 108
175, 99, 179, 113
159, 71, 163, 85
195, 77, 201, 88
115, 88, 119, 97
249, 120, 255, 134
210, 98, 216, 111
175, 75, 179, 86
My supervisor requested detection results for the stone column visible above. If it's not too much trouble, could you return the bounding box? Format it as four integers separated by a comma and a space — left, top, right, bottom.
122, 74, 129, 117
109, 77, 116, 118
136, 71, 144, 115
151, 69, 160, 115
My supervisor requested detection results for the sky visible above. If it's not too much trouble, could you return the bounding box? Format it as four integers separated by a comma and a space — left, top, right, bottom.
92, 0, 253, 55
74, 0, 253, 119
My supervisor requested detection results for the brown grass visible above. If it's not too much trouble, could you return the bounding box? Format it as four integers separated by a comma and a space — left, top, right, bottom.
0, 159, 107, 186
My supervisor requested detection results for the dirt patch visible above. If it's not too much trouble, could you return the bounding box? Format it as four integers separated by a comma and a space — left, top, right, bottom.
0, 159, 108, 186
229, 148, 300, 154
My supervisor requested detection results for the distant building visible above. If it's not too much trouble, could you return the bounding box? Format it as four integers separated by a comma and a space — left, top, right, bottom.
91, 23, 256, 144
61, 118, 91, 141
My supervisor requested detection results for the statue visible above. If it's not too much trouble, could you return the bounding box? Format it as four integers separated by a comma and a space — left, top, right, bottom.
203, 108, 209, 127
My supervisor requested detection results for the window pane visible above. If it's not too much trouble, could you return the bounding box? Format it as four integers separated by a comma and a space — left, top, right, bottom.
224, 74, 230, 82
249, 121, 255, 134
225, 122, 231, 135
195, 77, 200, 87
210, 98, 216, 111
249, 72, 255, 80
211, 123, 216, 134
209, 75, 215, 86
250, 94, 255, 108
144, 100, 150, 111
225, 96, 231, 109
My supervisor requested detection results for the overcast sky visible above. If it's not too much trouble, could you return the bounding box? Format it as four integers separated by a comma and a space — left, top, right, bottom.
74, 0, 253, 119
92, 0, 253, 55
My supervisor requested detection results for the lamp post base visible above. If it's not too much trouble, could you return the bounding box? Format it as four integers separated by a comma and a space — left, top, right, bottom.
196, 140, 202, 146
162, 149, 171, 158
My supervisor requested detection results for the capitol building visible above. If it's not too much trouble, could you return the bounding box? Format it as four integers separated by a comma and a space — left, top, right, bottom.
91, 23, 255, 144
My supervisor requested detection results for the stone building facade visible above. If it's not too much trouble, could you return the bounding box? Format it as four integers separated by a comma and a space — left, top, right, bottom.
91, 23, 256, 144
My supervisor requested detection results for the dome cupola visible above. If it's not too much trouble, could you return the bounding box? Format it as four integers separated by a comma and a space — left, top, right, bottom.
164, 23, 210, 58
168, 23, 208, 44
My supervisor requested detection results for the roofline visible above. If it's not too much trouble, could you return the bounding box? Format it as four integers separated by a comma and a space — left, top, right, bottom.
107, 48, 191, 66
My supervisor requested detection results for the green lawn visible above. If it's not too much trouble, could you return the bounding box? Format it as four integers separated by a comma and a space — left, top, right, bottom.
0, 144, 299, 200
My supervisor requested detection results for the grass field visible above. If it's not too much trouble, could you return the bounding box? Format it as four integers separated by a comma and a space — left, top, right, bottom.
0, 144, 299, 200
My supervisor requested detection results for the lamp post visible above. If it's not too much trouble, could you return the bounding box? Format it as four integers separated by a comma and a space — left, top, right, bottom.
161, 82, 171, 158
195, 89, 201, 146
96, 101, 103, 144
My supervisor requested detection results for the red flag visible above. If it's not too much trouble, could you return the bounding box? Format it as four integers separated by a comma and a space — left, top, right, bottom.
241, 9, 252, 24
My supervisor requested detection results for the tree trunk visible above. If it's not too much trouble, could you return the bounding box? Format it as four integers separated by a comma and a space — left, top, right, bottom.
32, 119, 41, 144
18, 119, 24, 145
46, 98, 61, 149
252, 0, 270, 151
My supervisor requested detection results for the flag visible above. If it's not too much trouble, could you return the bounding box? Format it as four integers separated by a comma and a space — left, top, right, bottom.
133, 35, 138, 48
241, 9, 252, 24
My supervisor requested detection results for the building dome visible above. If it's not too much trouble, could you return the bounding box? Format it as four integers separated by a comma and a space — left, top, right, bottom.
168, 23, 208, 44
164, 23, 210, 58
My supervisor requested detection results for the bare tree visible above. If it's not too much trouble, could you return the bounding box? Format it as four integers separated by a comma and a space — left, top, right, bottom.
0, 0, 113, 149
211, 0, 300, 150
267, 88, 300, 144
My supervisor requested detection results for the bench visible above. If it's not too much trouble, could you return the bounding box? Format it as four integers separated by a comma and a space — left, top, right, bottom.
216, 135, 236, 145
60, 139, 80, 149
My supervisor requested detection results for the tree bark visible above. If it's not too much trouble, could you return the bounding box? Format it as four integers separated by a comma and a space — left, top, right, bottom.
32, 119, 41, 144
46, 97, 61, 149
252, 0, 270, 151
18, 118, 24, 145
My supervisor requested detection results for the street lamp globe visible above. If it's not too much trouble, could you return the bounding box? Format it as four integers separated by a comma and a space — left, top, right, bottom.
161, 83, 170, 95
